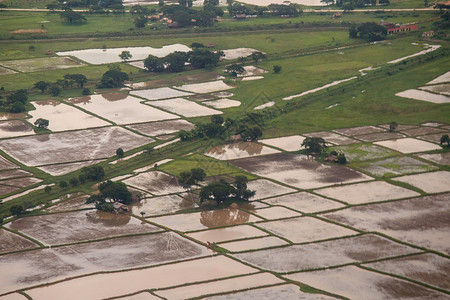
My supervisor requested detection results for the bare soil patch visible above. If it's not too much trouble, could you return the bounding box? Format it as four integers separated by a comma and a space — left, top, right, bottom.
356, 131, 406, 142
287, 265, 447, 300
205, 142, 280, 161
418, 132, 450, 144
0, 156, 18, 170
0, 185, 20, 197
44, 194, 92, 212
253, 206, 301, 220
0, 177, 42, 188
130, 87, 193, 100
247, 179, 297, 200
0, 229, 38, 254
173, 71, 223, 84
419, 83, 450, 96
0, 57, 83, 73
125, 78, 178, 89
6, 211, 162, 245
396, 89, 450, 104
222, 48, 261, 60
187, 94, 216, 101
230, 153, 372, 189
148, 98, 222, 118
334, 126, 386, 137
0, 113, 27, 121
126, 119, 194, 137
262, 192, 344, 213
175, 80, 234, 94
324, 193, 450, 254
427, 71, 450, 84
401, 126, 446, 137
203, 99, 241, 109
0, 127, 151, 166
374, 138, 442, 154
0, 120, 34, 139
236, 234, 416, 273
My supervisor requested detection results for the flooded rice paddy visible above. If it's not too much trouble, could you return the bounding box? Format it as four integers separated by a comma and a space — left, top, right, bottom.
419, 83, 450, 96
38, 160, 105, 176
132, 194, 194, 217
56, 44, 191, 64
187, 225, 268, 244
262, 192, 344, 213
205, 142, 280, 160
130, 87, 193, 100
393, 171, 450, 193
374, 138, 442, 153
123, 171, 185, 195
253, 206, 301, 220
221, 48, 262, 60
259, 135, 305, 151
0, 120, 34, 139
126, 119, 194, 137
218, 236, 288, 252
355, 156, 438, 177
418, 152, 450, 165
246, 179, 297, 200
68, 93, 179, 124
148, 98, 222, 117
305, 131, 357, 145
427, 71, 450, 85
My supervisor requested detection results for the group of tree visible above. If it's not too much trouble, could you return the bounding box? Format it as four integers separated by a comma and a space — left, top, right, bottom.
199, 176, 255, 206
59, 165, 105, 190
161, 1, 223, 28
86, 180, 132, 212
34, 73, 88, 97
267, 4, 300, 17
144, 49, 224, 73
322, 0, 389, 8
349, 22, 387, 41
178, 168, 207, 187
99, 65, 129, 88
1, 89, 28, 113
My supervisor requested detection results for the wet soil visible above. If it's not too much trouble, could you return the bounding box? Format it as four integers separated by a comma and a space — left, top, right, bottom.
0, 120, 33, 139
0, 177, 41, 188
187, 225, 267, 243
401, 126, 446, 136
418, 132, 450, 144
176, 80, 234, 94
418, 152, 450, 165
205, 284, 320, 300
38, 160, 105, 176
356, 131, 406, 142
393, 170, 450, 193
173, 71, 222, 84
130, 87, 193, 101
0, 229, 38, 253
126, 78, 178, 90
149, 98, 222, 118
356, 156, 437, 177
0, 113, 27, 121
218, 236, 288, 253
246, 179, 297, 200
44, 194, 92, 212
334, 126, 386, 137
0, 169, 32, 180
203, 99, 241, 109
262, 192, 344, 213
131, 194, 194, 217
396, 89, 450, 104
205, 142, 280, 161
126, 119, 194, 137
0, 184, 20, 196
253, 206, 301, 220
187, 94, 216, 101
123, 171, 185, 196
305, 131, 357, 145
260, 135, 305, 152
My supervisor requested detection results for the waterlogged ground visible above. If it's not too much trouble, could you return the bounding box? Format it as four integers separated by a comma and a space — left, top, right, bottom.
1, 118, 449, 299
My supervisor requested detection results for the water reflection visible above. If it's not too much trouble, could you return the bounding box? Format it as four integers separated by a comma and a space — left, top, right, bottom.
200, 208, 252, 228
86, 211, 131, 226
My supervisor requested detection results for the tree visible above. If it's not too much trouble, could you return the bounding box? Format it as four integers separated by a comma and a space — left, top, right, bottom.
233, 175, 255, 200
7, 90, 27, 104
178, 168, 206, 186
349, 26, 358, 38
273, 65, 282, 74
144, 55, 165, 72
119, 51, 132, 63
10, 102, 25, 113
251, 51, 265, 64
440, 134, 450, 147
69, 177, 79, 187
211, 115, 224, 125
389, 121, 398, 132
241, 126, 263, 141
81, 165, 105, 181
301, 137, 327, 155
99, 69, 129, 88
59, 181, 68, 188
34, 118, 49, 129
34, 81, 49, 93
60, 8, 86, 24
189, 49, 224, 69
191, 168, 206, 182
97, 180, 132, 204
116, 148, 124, 157
134, 16, 148, 29
352, 22, 387, 41
190, 42, 205, 49
225, 64, 245, 77
337, 153, 347, 164
10, 205, 24, 216
159, 0, 164, 7
64, 74, 87, 88
200, 179, 234, 206
164, 51, 188, 72
50, 86, 61, 96
44, 186, 52, 193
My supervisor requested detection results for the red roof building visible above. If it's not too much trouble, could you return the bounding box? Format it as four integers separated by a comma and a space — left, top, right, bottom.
387, 25, 418, 34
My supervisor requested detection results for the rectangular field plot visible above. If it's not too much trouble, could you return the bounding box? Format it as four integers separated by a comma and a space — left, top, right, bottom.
130, 87, 193, 100
374, 138, 442, 154
0, 232, 209, 295
355, 156, 438, 177
305, 131, 357, 145
123, 171, 185, 195
331, 143, 398, 162
67, 93, 179, 124
29, 100, 110, 131
25, 256, 257, 300
0, 127, 151, 166
356, 131, 406, 142
44, 194, 93, 212
257, 217, 357, 244
235, 234, 416, 273
247, 179, 297, 200
0, 57, 84, 73
324, 194, 450, 254
287, 266, 447, 300
392, 171, 450, 193
205, 142, 280, 161
396, 89, 450, 104
0, 156, 18, 170
364, 253, 450, 291
0, 229, 38, 254
126, 119, 194, 137
150, 209, 262, 232
260, 135, 305, 152
218, 236, 289, 252
418, 152, 450, 165
315, 181, 419, 205
0, 120, 34, 139
131, 194, 194, 217
187, 225, 268, 243
38, 160, 105, 176
6, 211, 162, 245
154, 273, 284, 300
252, 206, 301, 220
262, 192, 344, 213
148, 98, 222, 118
230, 153, 372, 189
334, 126, 386, 137
175, 80, 234, 93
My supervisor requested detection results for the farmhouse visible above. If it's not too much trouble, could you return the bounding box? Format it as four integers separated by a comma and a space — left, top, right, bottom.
387, 24, 418, 34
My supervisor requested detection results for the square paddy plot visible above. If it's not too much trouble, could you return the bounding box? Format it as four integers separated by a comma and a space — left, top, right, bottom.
314, 181, 420, 205
286, 265, 447, 300
205, 142, 280, 161
130, 87, 193, 100
418, 132, 450, 144
400, 126, 446, 137
123, 171, 185, 196
6, 210, 162, 245
0, 120, 34, 139
131, 194, 195, 217
175, 80, 234, 93
247, 179, 297, 200
323, 194, 450, 254
0, 127, 151, 166
148, 98, 222, 117
355, 156, 438, 177
126, 119, 194, 137
257, 216, 358, 244
364, 253, 450, 291
29, 100, 110, 131
392, 171, 450, 193
218, 236, 289, 252
0, 155, 18, 170
235, 234, 417, 273
186, 225, 268, 243
149, 209, 262, 232
262, 192, 345, 213
259, 135, 306, 151
230, 153, 372, 189
67, 93, 179, 124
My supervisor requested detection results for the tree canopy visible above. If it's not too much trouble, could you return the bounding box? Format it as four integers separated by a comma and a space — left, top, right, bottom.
199, 176, 255, 206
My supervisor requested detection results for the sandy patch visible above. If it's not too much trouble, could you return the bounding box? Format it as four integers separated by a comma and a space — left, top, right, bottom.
175, 80, 234, 94
205, 142, 280, 161
10, 29, 46, 34
419, 83, 450, 96
0, 120, 34, 139
374, 138, 442, 154
155, 273, 283, 300
231, 153, 372, 189
130, 87, 193, 100
262, 192, 344, 213
254, 101, 274, 110
222, 48, 262, 60
38, 160, 105, 176
240, 66, 268, 77
123, 171, 185, 195
427, 71, 450, 85
203, 99, 241, 109
283, 77, 357, 101
392, 171, 450, 193
315, 181, 419, 205
187, 225, 267, 243
0, 127, 151, 166
304, 131, 357, 145
29, 100, 110, 131
236, 234, 416, 273
68, 93, 178, 124
150, 209, 262, 232
56, 44, 191, 65
260, 135, 305, 152
247, 179, 297, 200
388, 45, 441, 64
212, 91, 234, 98
396, 89, 450, 104
287, 265, 446, 300
258, 216, 357, 243
149, 98, 222, 117
126, 119, 194, 137
324, 193, 450, 254
25, 256, 256, 300
241, 76, 264, 81
418, 152, 450, 165
218, 236, 288, 252
187, 94, 216, 101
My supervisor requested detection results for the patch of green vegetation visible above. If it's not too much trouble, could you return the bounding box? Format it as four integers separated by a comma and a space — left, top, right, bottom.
332, 143, 398, 162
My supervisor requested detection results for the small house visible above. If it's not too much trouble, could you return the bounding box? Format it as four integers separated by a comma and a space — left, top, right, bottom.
387, 25, 418, 34
422, 30, 434, 37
